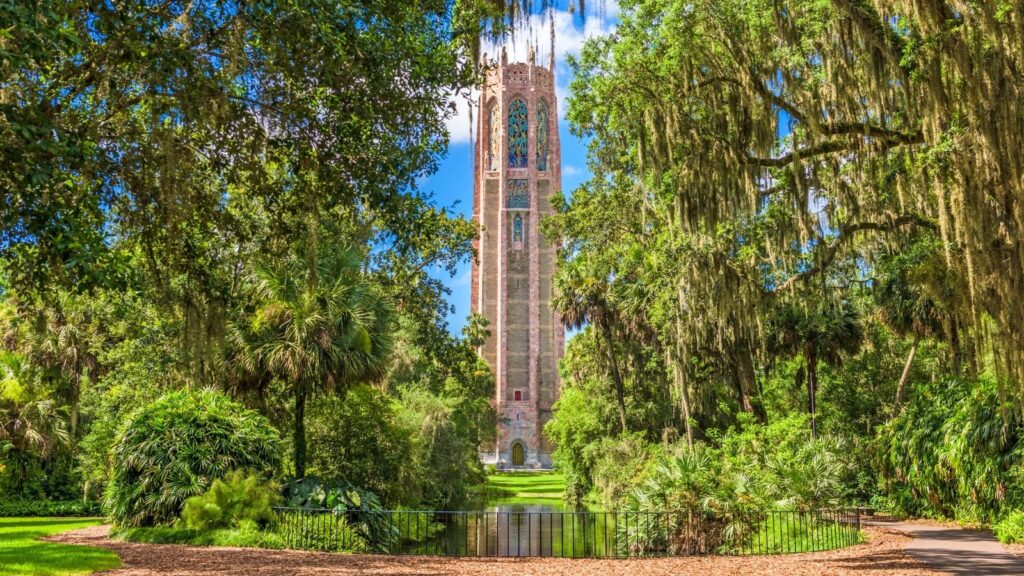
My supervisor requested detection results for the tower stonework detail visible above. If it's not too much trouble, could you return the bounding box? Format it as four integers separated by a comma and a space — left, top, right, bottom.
472, 51, 564, 470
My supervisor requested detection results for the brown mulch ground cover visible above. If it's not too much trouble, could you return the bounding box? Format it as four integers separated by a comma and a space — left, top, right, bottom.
49, 524, 944, 576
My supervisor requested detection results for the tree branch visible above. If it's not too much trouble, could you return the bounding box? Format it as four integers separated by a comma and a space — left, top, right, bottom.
773, 213, 936, 293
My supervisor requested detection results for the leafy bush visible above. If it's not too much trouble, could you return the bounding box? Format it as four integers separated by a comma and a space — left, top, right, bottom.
106, 389, 281, 527
117, 525, 287, 549
0, 499, 102, 517
879, 376, 1024, 522
994, 510, 1024, 544
277, 512, 369, 553
590, 433, 656, 508
305, 385, 414, 506
180, 471, 279, 530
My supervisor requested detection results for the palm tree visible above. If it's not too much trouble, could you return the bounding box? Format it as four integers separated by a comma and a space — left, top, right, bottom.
229, 244, 395, 478
552, 258, 628, 433
874, 259, 946, 410
28, 294, 101, 438
0, 351, 69, 494
771, 299, 863, 438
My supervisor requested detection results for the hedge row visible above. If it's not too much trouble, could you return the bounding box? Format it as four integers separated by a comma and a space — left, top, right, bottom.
0, 499, 103, 517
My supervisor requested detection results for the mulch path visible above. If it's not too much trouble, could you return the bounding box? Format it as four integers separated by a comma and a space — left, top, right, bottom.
48, 524, 943, 575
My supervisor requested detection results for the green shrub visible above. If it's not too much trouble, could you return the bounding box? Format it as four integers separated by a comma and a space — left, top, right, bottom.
277, 512, 369, 553
106, 389, 281, 527
306, 385, 415, 506
591, 433, 656, 508
117, 525, 287, 549
394, 509, 445, 545
878, 376, 1024, 522
0, 499, 102, 517
994, 510, 1024, 544
180, 471, 280, 530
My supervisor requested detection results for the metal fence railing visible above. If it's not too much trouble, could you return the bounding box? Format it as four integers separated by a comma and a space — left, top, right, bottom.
273, 507, 862, 558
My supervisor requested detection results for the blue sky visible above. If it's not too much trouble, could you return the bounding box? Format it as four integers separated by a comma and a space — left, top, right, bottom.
423, 2, 618, 334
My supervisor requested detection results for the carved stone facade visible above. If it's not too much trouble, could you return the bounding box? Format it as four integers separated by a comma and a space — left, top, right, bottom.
473, 49, 564, 470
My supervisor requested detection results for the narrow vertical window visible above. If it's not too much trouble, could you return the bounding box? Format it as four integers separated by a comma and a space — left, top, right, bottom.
536, 100, 549, 171
507, 99, 528, 168
487, 101, 500, 171
512, 214, 524, 244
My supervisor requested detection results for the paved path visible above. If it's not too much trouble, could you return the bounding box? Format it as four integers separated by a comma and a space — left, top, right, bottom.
866, 520, 1024, 575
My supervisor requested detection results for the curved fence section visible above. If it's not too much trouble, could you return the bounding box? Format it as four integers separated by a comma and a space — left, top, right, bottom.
273, 507, 862, 557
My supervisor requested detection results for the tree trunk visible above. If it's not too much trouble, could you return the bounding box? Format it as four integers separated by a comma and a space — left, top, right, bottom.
294, 384, 308, 478
70, 373, 80, 441
730, 340, 756, 414
893, 335, 919, 410
806, 344, 818, 439
601, 320, 628, 433
670, 340, 693, 447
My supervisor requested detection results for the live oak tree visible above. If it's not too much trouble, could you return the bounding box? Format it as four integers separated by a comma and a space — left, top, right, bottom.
1, 0, 479, 383
565, 0, 1024, 412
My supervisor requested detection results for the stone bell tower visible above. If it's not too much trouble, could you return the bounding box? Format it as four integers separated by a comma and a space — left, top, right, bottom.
472, 47, 564, 470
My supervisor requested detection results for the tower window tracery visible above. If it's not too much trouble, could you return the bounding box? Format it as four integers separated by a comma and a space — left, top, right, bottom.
507, 99, 528, 168
487, 101, 500, 171
507, 179, 529, 209
536, 100, 549, 171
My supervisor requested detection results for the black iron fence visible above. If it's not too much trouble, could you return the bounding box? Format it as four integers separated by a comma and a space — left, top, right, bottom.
273, 507, 862, 557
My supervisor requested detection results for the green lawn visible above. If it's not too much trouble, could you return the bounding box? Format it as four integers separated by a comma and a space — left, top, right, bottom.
0, 517, 121, 576
743, 513, 864, 554
483, 471, 566, 499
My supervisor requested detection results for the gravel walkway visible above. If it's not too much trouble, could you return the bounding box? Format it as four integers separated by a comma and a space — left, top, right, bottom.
48, 524, 941, 575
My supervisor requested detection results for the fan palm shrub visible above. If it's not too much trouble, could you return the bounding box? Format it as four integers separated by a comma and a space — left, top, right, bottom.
106, 389, 281, 527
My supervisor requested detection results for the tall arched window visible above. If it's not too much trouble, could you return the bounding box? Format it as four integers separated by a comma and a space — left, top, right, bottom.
487, 101, 500, 171
507, 99, 528, 168
536, 100, 549, 171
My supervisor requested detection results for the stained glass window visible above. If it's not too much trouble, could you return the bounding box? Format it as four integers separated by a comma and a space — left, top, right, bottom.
513, 214, 524, 244
487, 102, 500, 171
536, 100, 549, 171
507, 179, 529, 209
507, 99, 528, 168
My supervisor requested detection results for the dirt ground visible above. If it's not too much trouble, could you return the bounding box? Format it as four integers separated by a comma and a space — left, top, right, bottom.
49, 524, 944, 576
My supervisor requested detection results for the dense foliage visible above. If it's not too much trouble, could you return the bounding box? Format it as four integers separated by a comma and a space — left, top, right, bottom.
542, 0, 1024, 530
0, 499, 101, 517
0, 0, 495, 521
180, 471, 280, 531
107, 390, 281, 527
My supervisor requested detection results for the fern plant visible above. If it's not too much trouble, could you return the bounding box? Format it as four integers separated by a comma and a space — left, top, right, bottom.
180, 471, 280, 530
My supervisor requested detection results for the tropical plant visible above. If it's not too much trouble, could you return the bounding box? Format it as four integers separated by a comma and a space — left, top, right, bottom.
0, 352, 68, 496
770, 300, 863, 437
552, 256, 628, 432
106, 389, 281, 527
180, 471, 280, 531
229, 243, 394, 478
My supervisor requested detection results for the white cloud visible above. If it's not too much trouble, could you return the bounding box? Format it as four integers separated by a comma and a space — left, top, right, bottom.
446, 5, 617, 144
563, 163, 582, 177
